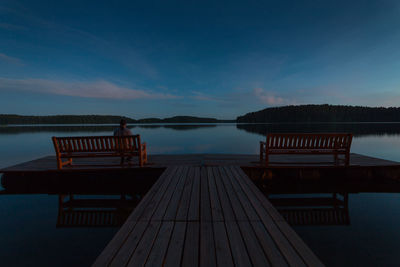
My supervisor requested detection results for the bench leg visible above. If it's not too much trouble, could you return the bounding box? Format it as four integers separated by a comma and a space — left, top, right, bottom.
345, 152, 350, 166
140, 149, 147, 167
260, 144, 264, 163
56, 157, 63, 170
139, 155, 143, 167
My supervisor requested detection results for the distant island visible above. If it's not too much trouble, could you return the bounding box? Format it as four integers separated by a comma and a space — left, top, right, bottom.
237, 104, 400, 123
0, 115, 234, 125
3, 104, 400, 124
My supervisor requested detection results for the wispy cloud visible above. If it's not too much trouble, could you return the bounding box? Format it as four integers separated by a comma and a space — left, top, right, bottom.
0, 53, 24, 65
0, 78, 179, 100
253, 87, 292, 106
253, 86, 400, 108
189, 88, 292, 107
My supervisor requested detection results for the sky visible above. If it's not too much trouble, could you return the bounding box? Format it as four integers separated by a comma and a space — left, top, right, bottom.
0, 0, 400, 119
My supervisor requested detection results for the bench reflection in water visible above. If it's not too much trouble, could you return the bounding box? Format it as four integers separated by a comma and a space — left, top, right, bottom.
268, 193, 350, 226
56, 194, 143, 228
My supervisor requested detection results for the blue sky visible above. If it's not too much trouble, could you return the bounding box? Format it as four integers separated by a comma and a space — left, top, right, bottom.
1, 0, 400, 119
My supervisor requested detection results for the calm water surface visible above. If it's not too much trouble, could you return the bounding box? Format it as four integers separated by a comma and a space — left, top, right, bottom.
1, 123, 400, 266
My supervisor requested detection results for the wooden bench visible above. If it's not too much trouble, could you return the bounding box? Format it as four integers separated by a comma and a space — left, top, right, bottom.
260, 133, 353, 166
52, 135, 147, 169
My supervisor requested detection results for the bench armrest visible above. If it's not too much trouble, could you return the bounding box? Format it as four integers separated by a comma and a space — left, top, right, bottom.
260, 141, 266, 150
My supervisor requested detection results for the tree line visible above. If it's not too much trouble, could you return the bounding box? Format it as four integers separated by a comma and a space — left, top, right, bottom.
0, 115, 134, 124
236, 104, 400, 122
0, 115, 233, 124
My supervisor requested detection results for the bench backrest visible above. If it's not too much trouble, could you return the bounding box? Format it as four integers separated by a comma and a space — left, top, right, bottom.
52, 135, 142, 153
266, 133, 353, 150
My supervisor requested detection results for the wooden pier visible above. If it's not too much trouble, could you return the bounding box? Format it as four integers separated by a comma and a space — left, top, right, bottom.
2, 153, 400, 266
1, 153, 399, 172
93, 165, 323, 267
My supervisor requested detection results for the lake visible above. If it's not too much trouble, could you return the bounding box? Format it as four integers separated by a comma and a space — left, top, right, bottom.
1, 123, 400, 266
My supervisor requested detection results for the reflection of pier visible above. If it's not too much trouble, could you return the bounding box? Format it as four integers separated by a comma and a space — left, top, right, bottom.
57, 194, 140, 227
269, 193, 350, 226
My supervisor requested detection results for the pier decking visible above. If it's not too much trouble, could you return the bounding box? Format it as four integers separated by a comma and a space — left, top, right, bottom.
93, 165, 323, 267
1, 153, 399, 173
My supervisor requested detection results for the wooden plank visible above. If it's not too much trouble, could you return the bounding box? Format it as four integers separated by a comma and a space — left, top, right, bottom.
188, 167, 201, 221
229, 165, 286, 222
176, 168, 195, 221
92, 218, 139, 266
139, 167, 180, 221
238, 220, 271, 267
93, 168, 174, 266
164, 222, 187, 267
164, 166, 189, 221
218, 167, 248, 221
212, 167, 235, 221
200, 222, 217, 267
128, 166, 177, 222
200, 167, 212, 221
127, 221, 162, 266
144, 221, 174, 267
181, 221, 199, 267
229, 166, 319, 266
276, 222, 325, 267
207, 167, 224, 221
213, 221, 234, 266
222, 166, 259, 221
250, 221, 289, 267
152, 166, 186, 221
225, 221, 252, 267
108, 221, 148, 267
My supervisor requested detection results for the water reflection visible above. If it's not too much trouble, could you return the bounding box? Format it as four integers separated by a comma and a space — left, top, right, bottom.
0, 172, 156, 266
0, 124, 218, 134
137, 124, 217, 130
3, 122, 400, 136
237, 122, 400, 137
269, 193, 350, 226
1, 169, 162, 194
57, 194, 141, 228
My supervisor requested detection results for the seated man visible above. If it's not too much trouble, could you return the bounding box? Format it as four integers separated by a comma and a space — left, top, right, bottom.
113, 119, 133, 136
114, 119, 133, 163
